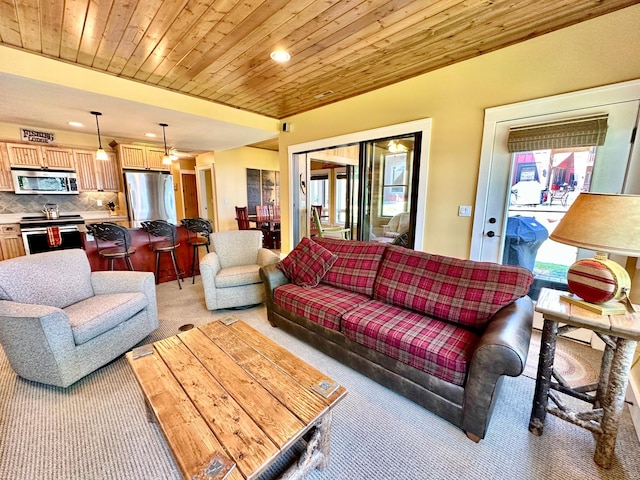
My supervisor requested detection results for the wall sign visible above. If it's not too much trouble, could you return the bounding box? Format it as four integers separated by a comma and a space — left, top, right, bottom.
20, 128, 56, 144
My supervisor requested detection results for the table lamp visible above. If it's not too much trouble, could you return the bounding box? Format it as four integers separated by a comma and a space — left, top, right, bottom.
548, 192, 640, 314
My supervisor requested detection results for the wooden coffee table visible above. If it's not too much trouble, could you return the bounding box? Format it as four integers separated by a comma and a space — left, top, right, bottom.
126, 317, 347, 480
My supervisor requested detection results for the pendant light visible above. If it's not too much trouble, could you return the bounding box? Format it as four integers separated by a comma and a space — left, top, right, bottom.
160, 123, 171, 165
90, 111, 109, 161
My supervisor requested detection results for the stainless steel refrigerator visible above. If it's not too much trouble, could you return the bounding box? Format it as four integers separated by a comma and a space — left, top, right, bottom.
124, 171, 177, 228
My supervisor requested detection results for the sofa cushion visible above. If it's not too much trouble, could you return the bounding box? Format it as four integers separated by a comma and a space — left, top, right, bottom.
274, 283, 370, 331
65, 292, 148, 345
374, 246, 534, 329
342, 300, 479, 386
216, 264, 262, 288
278, 237, 338, 287
314, 237, 388, 296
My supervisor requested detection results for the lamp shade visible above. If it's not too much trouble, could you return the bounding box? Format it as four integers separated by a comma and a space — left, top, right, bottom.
549, 192, 640, 256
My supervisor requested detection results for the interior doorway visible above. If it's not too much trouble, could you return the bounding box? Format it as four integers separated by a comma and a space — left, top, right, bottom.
181, 172, 199, 218
195, 164, 218, 232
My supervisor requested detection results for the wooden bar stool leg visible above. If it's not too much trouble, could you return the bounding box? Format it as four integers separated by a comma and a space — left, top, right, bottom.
126, 256, 135, 271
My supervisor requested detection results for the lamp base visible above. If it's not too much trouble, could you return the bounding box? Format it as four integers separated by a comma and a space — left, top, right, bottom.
560, 293, 627, 315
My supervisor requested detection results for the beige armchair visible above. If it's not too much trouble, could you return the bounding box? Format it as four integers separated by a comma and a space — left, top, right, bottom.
383, 212, 410, 238
200, 230, 280, 310
0, 249, 158, 388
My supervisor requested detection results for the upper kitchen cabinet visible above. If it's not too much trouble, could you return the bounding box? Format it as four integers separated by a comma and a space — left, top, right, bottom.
73, 150, 121, 192
0, 143, 13, 191
115, 143, 170, 172
6, 143, 74, 170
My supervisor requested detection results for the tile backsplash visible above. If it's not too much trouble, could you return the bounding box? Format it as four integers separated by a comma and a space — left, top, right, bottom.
0, 191, 120, 215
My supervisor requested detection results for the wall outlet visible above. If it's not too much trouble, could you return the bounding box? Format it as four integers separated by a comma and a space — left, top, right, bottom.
96, 199, 103, 207
458, 205, 472, 217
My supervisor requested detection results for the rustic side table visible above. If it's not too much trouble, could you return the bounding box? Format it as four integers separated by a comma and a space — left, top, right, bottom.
529, 288, 640, 468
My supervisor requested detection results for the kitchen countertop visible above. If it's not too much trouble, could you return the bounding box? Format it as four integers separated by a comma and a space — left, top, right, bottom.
0, 212, 128, 225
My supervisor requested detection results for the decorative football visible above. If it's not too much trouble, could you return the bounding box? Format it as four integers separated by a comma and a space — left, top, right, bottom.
566, 258, 627, 304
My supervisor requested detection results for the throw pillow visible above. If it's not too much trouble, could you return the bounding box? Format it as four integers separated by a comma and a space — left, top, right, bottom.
278, 237, 338, 287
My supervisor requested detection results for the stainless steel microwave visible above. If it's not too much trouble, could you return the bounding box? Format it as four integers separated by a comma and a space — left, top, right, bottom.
12, 169, 79, 195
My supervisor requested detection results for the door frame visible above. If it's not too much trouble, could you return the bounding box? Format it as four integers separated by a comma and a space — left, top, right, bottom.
195, 164, 219, 232
287, 119, 432, 251
471, 79, 640, 262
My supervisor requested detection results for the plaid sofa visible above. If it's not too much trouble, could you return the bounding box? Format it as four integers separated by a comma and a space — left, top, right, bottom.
261, 238, 534, 441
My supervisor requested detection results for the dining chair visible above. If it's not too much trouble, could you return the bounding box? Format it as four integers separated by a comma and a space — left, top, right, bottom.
256, 205, 276, 249
141, 220, 184, 289
180, 217, 213, 284
235, 206, 252, 230
86, 222, 136, 271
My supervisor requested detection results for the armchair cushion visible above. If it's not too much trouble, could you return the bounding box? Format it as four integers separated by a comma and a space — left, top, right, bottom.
278, 237, 337, 287
64, 292, 148, 345
215, 264, 262, 288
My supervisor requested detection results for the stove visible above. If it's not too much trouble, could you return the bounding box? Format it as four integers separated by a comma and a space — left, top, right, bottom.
20, 215, 85, 254
19, 214, 85, 229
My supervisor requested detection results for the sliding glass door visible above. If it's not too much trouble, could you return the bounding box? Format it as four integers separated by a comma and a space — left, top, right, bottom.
293, 132, 422, 248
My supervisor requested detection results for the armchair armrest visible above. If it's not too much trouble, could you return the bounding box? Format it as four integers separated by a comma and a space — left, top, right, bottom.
258, 248, 280, 266
0, 300, 76, 385
91, 271, 158, 328
91, 271, 155, 295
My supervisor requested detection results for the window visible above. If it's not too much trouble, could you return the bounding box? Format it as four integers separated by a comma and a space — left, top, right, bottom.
310, 173, 329, 213
382, 153, 408, 217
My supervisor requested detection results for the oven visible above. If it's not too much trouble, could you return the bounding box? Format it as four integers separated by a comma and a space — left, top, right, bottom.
20, 215, 85, 255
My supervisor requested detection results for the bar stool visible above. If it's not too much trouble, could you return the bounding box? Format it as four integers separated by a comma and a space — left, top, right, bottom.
141, 220, 183, 289
86, 222, 136, 271
180, 217, 213, 284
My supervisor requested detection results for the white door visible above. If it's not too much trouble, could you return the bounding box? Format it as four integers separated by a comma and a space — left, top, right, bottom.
472, 93, 639, 264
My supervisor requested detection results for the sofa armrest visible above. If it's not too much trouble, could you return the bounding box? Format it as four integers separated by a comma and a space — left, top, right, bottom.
259, 263, 290, 300
461, 296, 533, 439
258, 248, 280, 266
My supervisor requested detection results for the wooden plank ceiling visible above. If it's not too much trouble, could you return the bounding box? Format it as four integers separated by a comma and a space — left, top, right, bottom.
0, 0, 636, 119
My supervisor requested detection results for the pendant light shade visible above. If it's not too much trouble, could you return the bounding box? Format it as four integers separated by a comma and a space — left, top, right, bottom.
160, 123, 172, 165
91, 111, 109, 161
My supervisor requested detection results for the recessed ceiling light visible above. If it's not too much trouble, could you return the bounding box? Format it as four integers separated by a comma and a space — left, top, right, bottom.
145, 133, 157, 137
68, 121, 83, 127
270, 50, 291, 62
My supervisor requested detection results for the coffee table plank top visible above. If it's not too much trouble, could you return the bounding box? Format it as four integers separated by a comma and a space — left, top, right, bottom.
199, 322, 330, 425
128, 319, 347, 480
226, 321, 347, 406
126, 348, 244, 480
178, 327, 306, 448
154, 335, 280, 478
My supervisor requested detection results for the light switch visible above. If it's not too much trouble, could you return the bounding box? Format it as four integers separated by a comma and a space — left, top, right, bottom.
96, 200, 103, 207
458, 205, 472, 217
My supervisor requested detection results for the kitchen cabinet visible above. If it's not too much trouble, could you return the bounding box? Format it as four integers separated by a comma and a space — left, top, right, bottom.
0, 224, 26, 260
74, 150, 121, 192
116, 143, 169, 172
6, 143, 74, 170
0, 143, 13, 191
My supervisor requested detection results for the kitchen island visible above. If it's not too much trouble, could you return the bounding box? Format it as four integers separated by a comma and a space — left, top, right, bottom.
82, 225, 197, 284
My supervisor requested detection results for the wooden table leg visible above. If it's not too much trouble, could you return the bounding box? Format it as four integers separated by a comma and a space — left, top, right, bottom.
529, 318, 558, 435
593, 338, 637, 468
279, 412, 333, 480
